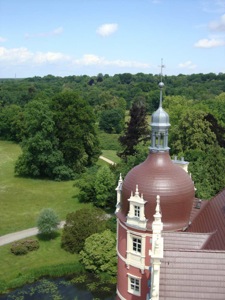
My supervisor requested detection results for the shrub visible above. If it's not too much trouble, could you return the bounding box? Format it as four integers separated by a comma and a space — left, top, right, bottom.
11, 239, 39, 255
37, 208, 59, 238
61, 207, 106, 253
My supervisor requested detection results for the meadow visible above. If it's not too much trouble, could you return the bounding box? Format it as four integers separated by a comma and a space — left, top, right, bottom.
0, 141, 91, 236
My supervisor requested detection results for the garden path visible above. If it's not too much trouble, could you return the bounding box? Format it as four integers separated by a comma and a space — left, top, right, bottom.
0, 221, 65, 246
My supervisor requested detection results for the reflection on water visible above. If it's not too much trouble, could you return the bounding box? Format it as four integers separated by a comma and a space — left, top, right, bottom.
0, 278, 116, 300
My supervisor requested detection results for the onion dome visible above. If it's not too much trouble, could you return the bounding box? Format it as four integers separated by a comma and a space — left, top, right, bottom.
150, 82, 170, 152
118, 67, 195, 231
120, 151, 195, 231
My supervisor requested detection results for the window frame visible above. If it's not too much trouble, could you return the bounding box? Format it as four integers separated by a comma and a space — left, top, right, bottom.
132, 236, 142, 253
134, 205, 140, 217
128, 274, 141, 296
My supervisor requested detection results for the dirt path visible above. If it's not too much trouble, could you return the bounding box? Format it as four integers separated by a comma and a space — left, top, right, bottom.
0, 221, 65, 246
0, 156, 115, 247
99, 156, 116, 165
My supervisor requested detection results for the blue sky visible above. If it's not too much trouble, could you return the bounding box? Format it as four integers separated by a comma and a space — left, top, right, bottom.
0, 0, 225, 78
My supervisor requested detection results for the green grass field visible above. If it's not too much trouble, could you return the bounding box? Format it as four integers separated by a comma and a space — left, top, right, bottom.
0, 232, 85, 294
0, 139, 118, 292
0, 141, 90, 236
101, 150, 121, 164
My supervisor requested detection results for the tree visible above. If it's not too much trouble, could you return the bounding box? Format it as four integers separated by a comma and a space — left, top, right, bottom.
76, 165, 116, 209
15, 99, 73, 180
0, 104, 24, 142
99, 108, 125, 134
80, 230, 117, 276
188, 145, 225, 199
169, 109, 217, 156
37, 208, 59, 237
94, 165, 116, 208
119, 98, 149, 159
61, 208, 106, 253
52, 91, 101, 173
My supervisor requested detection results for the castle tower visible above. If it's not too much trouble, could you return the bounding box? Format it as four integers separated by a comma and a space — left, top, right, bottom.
115, 61, 195, 300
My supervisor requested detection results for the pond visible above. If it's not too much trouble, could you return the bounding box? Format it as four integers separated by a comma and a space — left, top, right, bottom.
0, 278, 116, 300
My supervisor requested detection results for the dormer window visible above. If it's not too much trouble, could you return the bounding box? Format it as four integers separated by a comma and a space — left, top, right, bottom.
134, 205, 140, 218
126, 185, 147, 230
133, 237, 141, 253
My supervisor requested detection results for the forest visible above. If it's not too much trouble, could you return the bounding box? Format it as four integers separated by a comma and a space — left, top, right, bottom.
0, 72, 225, 201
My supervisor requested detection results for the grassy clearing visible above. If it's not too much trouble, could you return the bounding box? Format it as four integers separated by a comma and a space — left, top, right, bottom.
0, 141, 90, 236
0, 233, 81, 292
101, 150, 121, 164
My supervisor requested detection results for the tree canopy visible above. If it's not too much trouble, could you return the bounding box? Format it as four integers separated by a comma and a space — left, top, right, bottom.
80, 230, 117, 276
61, 207, 107, 253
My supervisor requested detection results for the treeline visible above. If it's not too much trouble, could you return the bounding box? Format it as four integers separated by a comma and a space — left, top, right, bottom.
0, 72, 225, 200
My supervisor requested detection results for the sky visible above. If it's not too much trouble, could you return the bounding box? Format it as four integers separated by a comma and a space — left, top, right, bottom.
0, 0, 225, 78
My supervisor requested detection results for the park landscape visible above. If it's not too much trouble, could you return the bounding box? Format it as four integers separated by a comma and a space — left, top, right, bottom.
1, 73, 225, 298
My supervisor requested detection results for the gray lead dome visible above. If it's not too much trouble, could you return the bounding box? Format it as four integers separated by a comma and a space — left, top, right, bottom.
151, 107, 170, 127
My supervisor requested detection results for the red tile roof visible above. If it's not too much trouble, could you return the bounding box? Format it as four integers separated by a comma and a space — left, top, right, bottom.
187, 188, 225, 250
163, 232, 212, 250
160, 249, 225, 300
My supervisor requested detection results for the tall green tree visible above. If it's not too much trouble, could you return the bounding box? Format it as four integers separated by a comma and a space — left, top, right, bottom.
15, 99, 72, 180
52, 91, 101, 173
94, 165, 116, 208
99, 108, 125, 134
188, 145, 225, 199
169, 109, 217, 156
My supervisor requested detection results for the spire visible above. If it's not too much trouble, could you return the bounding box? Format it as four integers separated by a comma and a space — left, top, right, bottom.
150, 59, 170, 152
159, 58, 165, 108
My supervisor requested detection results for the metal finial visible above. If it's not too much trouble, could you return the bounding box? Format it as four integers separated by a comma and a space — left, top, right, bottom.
158, 59, 165, 107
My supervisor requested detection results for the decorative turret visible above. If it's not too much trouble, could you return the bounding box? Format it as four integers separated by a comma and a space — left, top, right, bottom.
150, 61, 170, 152
119, 59, 195, 231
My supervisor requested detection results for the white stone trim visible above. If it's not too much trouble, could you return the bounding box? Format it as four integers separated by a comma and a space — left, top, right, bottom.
126, 231, 146, 271
117, 241, 150, 271
127, 273, 141, 297
117, 288, 127, 300
118, 219, 151, 238
127, 185, 147, 229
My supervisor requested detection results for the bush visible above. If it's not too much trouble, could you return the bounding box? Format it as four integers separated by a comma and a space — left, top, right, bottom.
11, 239, 39, 255
61, 207, 106, 253
37, 208, 59, 238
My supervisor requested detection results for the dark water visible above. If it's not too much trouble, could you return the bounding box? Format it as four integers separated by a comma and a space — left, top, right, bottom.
0, 278, 116, 300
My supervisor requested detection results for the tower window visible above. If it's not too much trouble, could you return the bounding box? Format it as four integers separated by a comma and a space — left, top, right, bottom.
128, 275, 141, 296
132, 237, 141, 253
134, 205, 140, 217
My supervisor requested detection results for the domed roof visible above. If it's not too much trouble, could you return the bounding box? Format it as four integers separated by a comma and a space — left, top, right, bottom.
151, 106, 170, 128
120, 152, 195, 231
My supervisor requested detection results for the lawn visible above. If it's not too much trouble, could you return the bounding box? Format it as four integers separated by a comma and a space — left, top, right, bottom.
101, 150, 121, 164
0, 233, 80, 291
0, 141, 90, 236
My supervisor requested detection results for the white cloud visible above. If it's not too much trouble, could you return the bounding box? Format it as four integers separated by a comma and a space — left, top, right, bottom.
178, 61, 197, 69
0, 47, 69, 65
33, 52, 70, 64
0, 36, 7, 43
25, 26, 63, 39
0, 46, 150, 73
209, 14, 225, 31
96, 23, 118, 37
73, 54, 150, 69
194, 38, 225, 48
